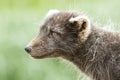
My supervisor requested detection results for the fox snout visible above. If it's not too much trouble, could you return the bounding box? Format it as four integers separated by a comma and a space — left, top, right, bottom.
24, 37, 39, 54
25, 47, 32, 53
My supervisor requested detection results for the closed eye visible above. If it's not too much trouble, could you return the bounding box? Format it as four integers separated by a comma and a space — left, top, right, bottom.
50, 30, 61, 37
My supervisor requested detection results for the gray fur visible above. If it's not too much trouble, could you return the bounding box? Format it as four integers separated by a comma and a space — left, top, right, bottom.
26, 10, 120, 80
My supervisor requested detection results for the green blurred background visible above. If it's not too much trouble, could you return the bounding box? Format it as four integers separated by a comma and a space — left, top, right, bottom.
0, 0, 120, 80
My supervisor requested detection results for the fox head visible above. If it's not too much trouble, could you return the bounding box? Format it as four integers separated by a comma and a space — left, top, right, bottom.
25, 10, 91, 59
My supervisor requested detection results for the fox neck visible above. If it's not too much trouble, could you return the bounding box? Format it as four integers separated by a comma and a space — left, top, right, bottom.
62, 27, 113, 80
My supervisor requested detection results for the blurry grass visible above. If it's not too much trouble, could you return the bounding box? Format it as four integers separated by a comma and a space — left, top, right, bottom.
0, 0, 120, 80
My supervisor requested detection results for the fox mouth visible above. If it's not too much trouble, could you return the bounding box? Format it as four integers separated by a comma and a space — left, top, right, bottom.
31, 53, 52, 59
31, 52, 59, 59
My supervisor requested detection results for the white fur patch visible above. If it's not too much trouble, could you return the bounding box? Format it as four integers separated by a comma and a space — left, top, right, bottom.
69, 15, 91, 28
46, 9, 60, 17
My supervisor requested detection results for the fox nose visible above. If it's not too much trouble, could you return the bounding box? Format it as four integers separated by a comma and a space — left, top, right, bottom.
25, 47, 32, 53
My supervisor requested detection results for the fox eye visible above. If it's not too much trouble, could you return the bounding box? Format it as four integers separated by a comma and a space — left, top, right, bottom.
50, 30, 61, 37
51, 31, 57, 37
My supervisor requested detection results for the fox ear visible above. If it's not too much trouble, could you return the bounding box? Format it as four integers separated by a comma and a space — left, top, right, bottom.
69, 16, 91, 42
69, 16, 91, 31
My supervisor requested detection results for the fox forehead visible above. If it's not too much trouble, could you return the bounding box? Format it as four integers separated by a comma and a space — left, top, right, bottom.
43, 11, 80, 29
46, 9, 60, 18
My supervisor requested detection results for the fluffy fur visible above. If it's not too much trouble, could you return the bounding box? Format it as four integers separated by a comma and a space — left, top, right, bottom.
25, 10, 120, 80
